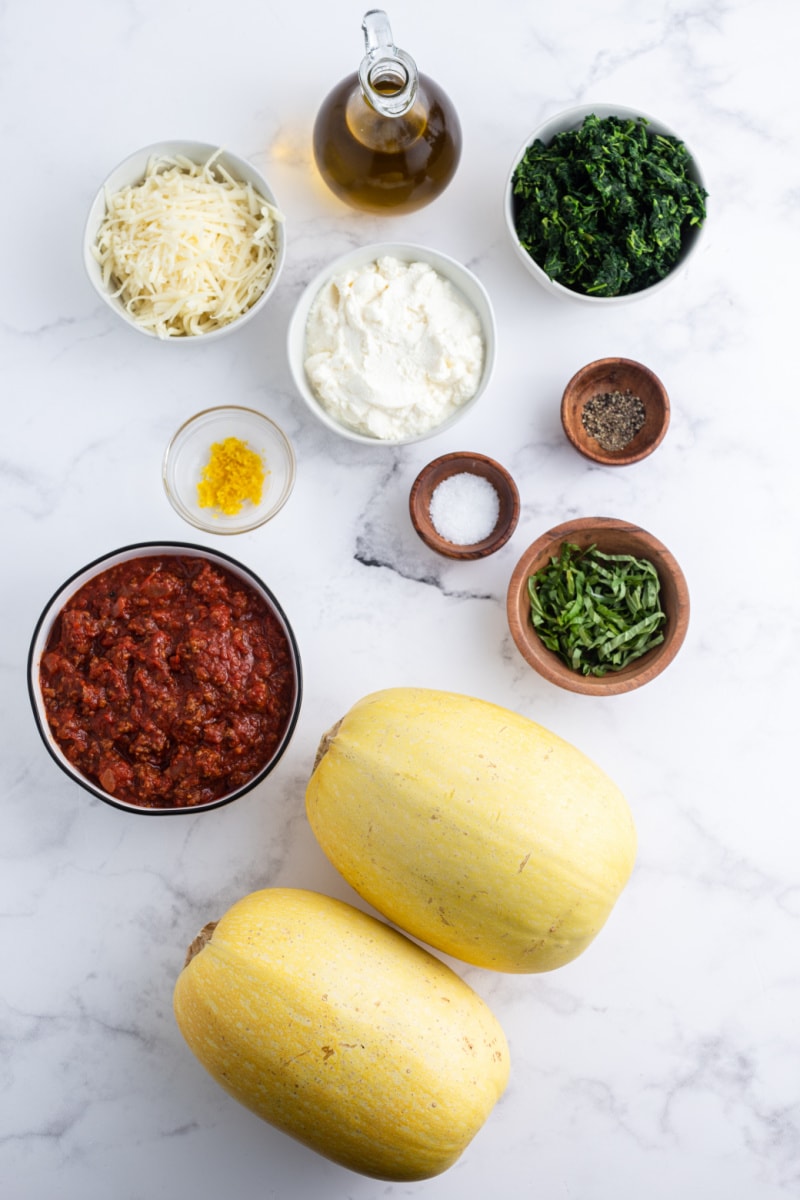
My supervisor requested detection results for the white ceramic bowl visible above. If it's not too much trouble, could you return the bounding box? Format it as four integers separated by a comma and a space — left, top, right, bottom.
28, 542, 302, 815
84, 140, 286, 340
286, 242, 496, 446
504, 104, 707, 304
163, 406, 296, 534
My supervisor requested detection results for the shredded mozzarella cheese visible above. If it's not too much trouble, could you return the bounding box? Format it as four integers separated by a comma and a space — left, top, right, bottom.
93, 150, 283, 338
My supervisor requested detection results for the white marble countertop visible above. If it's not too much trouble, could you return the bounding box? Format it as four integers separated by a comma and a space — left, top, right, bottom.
3, 1, 799, 1197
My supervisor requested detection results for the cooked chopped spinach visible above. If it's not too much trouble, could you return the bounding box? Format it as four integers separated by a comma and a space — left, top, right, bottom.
527, 542, 666, 676
512, 113, 707, 297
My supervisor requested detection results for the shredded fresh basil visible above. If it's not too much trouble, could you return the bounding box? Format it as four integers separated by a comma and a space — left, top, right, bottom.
527, 542, 666, 676
512, 113, 708, 297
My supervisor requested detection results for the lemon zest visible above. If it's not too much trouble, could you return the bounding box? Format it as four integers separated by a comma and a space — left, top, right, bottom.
197, 436, 266, 516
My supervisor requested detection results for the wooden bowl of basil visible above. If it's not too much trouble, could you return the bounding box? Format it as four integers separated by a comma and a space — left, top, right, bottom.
506, 517, 690, 695
505, 104, 708, 302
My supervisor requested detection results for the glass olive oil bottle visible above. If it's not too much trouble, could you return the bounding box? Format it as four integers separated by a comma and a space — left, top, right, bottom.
313, 10, 462, 215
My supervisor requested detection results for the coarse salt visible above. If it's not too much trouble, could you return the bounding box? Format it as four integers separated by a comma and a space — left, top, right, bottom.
429, 472, 500, 545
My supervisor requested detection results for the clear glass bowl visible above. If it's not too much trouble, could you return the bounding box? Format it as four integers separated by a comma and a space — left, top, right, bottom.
163, 406, 296, 534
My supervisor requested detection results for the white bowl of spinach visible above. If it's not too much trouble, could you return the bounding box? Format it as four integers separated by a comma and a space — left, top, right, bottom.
505, 104, 708, 301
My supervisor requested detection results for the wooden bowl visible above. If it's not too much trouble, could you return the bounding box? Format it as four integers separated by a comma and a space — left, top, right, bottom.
506, 517, 690, 695
561, 358, 670, 466
409, 452, 520, 560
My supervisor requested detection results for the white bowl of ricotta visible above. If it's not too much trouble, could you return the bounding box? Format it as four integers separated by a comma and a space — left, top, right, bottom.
84, 140, 286, 340
286, 243, 496, 445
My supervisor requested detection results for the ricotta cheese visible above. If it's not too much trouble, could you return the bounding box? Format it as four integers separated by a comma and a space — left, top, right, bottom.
303, 256, 485, 439
93, 151, 283, 338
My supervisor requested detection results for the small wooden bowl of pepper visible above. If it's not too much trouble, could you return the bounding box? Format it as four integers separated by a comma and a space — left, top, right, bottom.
506, 516, 690, 695
560, 357, 670, 466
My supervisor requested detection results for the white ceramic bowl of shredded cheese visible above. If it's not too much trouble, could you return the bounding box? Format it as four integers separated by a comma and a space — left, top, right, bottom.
286, 243, 496, 445
83, 140, 286, 340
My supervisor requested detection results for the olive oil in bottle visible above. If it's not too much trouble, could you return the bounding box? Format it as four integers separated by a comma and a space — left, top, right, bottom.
313, 10, 462, 215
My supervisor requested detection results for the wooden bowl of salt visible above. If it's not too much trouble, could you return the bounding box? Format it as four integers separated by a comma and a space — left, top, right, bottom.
409, 452, 520, 560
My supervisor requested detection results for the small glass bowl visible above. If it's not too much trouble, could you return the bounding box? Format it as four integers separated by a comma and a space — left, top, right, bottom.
163, 406, 296, 534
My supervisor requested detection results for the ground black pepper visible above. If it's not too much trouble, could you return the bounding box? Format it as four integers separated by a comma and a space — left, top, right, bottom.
581, 388, 646, 452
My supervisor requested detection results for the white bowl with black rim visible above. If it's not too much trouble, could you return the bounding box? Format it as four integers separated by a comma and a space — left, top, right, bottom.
28, 542, 302, 814
504, 103, 708, 303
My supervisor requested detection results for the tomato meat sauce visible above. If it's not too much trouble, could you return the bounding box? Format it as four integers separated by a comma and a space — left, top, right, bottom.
39, 555, 297, 808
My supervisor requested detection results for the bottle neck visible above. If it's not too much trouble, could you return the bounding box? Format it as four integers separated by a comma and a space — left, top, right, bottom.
358, 9, 419, 117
